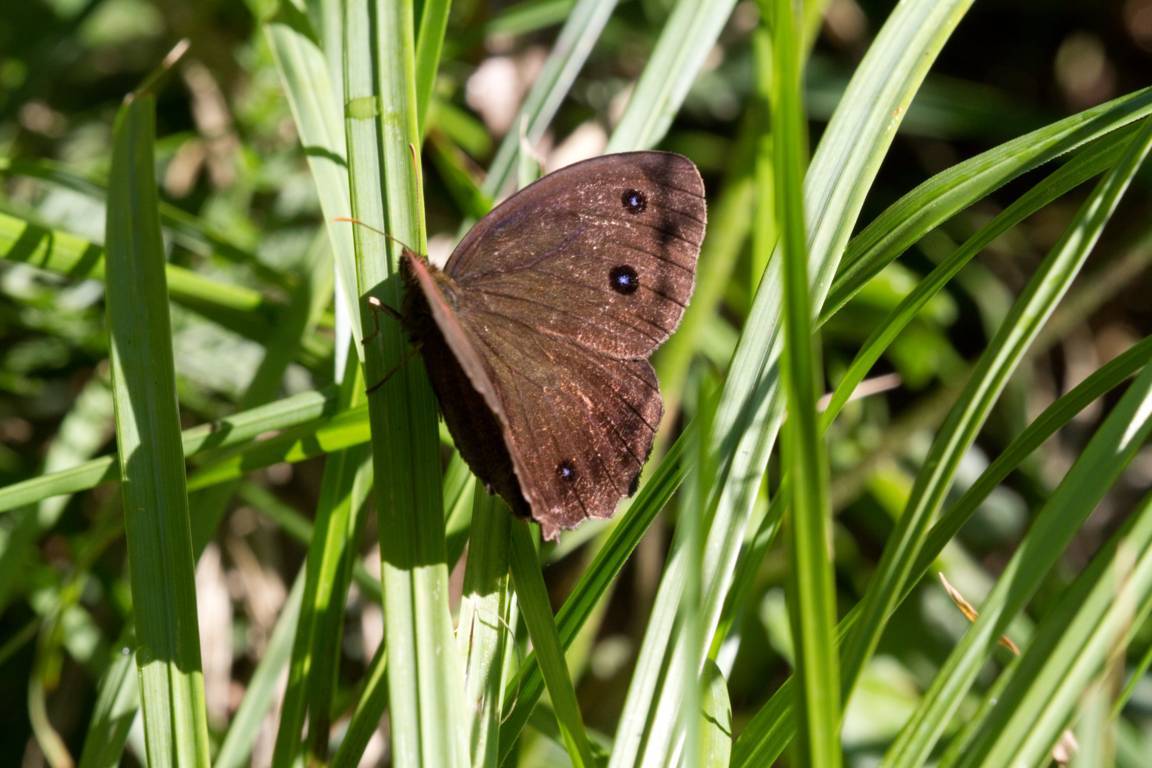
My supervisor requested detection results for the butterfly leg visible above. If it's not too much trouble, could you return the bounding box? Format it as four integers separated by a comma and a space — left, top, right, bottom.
363, 295, 403, 345
365, 342, 422, 395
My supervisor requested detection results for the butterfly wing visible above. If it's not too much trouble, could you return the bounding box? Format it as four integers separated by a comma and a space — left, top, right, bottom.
445, 151, 706, 360
405, 253, 661, 540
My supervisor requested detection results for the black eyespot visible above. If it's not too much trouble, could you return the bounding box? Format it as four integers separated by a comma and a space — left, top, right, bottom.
621, 188, 647, 214
609, 265, 639, 295
556, 460, 577, 483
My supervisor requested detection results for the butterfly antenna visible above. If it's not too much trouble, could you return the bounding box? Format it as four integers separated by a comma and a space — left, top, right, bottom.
333, 216, 418, 254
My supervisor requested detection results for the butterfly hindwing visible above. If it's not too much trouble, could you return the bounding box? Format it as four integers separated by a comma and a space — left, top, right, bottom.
465, 312, 662, 538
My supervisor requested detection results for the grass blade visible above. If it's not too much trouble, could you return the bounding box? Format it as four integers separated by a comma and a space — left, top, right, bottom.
343, 0, 467, 764
944, 489, 1152, 767
605, 0, 738, 152
481, 0, 618, 199
611, 2, 974, 764
105, 92, 210, 766
508, 523, 594, 767
769, 1, 839, 764
880, 116, 1152, 768
457, 492, 516, 767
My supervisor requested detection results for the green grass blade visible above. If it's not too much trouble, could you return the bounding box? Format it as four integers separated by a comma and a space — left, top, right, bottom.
730, 334, 1152, 767
457, 492, 515, 767
0, 157, 284, 288
104, 93, 210, 766
770, 1, 839, 764
496, 423, 692, 761
605, 0, 738, 152
0, 212, 292, 353
481, 0, 618, 199
330, 645, 389, 768
272, 436, 372, 766
880, 116, 1152, 768
77, 632, 138, 768
610, 2, 973, 764
823, 86, 1152, 322
699, 659, 733, 768
0, 388, 344, 514
344, 0, 466, 764
265, 1, 359, 351
508, 523, 594, 767
821, 126, 1135, 425
0, 373, 112, 612
414, 0, 451, 132
944, 489, 1152, 768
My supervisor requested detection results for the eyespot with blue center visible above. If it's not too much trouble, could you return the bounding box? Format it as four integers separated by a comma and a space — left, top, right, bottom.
556, 460, 577, 483
621, 188, 647, 214
609, 265, 639, 295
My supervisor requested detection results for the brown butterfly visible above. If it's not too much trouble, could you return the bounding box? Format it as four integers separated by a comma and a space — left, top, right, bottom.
402, 151, 706, 540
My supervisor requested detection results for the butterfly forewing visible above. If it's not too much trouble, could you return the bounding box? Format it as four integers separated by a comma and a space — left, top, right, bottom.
446, 152, 706, 360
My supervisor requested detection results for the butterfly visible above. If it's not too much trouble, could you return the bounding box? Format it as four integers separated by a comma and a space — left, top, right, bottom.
401, 151, 706, 540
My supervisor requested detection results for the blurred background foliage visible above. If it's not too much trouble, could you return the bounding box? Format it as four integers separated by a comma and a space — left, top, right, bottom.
1, 0, 1150, 764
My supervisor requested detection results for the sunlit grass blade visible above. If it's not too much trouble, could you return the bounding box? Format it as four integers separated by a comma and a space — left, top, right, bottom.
0, 156, 284, 287
0, 212, 294, 352
104, 92, 210, 766
343, 0, 466, 764
731, 334, 1152, 767
770, 1, 839, 763
606, 0, 738, 152
610, 2, 973, 764
821, 125, 1135, 425
654, 115, 758, 420
823, 86, 1152, 321
272, 435, 372, 766
879, 117, 1152, 768
508, 523, 595, 767
0, 388, 344, 514
699, 659, 733, 768
481, 0, 618, 199
496, 424, 692, 759
941, 489, 1152, 767
457, 492, 515, 766
415, 0, 451, 132
265, 1, 359, 351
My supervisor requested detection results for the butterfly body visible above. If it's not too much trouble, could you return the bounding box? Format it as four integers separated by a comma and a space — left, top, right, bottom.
402, 151, 706, 540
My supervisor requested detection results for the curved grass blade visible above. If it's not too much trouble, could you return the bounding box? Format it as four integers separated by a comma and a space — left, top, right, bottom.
941, 490, 1152, 768
879, 117, 1152, 768
731, 336, 1152, 766
605, 0, 738, 152
610, 2, 975, 765
821, 125, 1136, 425
481, 0, 618, 199
823, 86, 1152, 322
